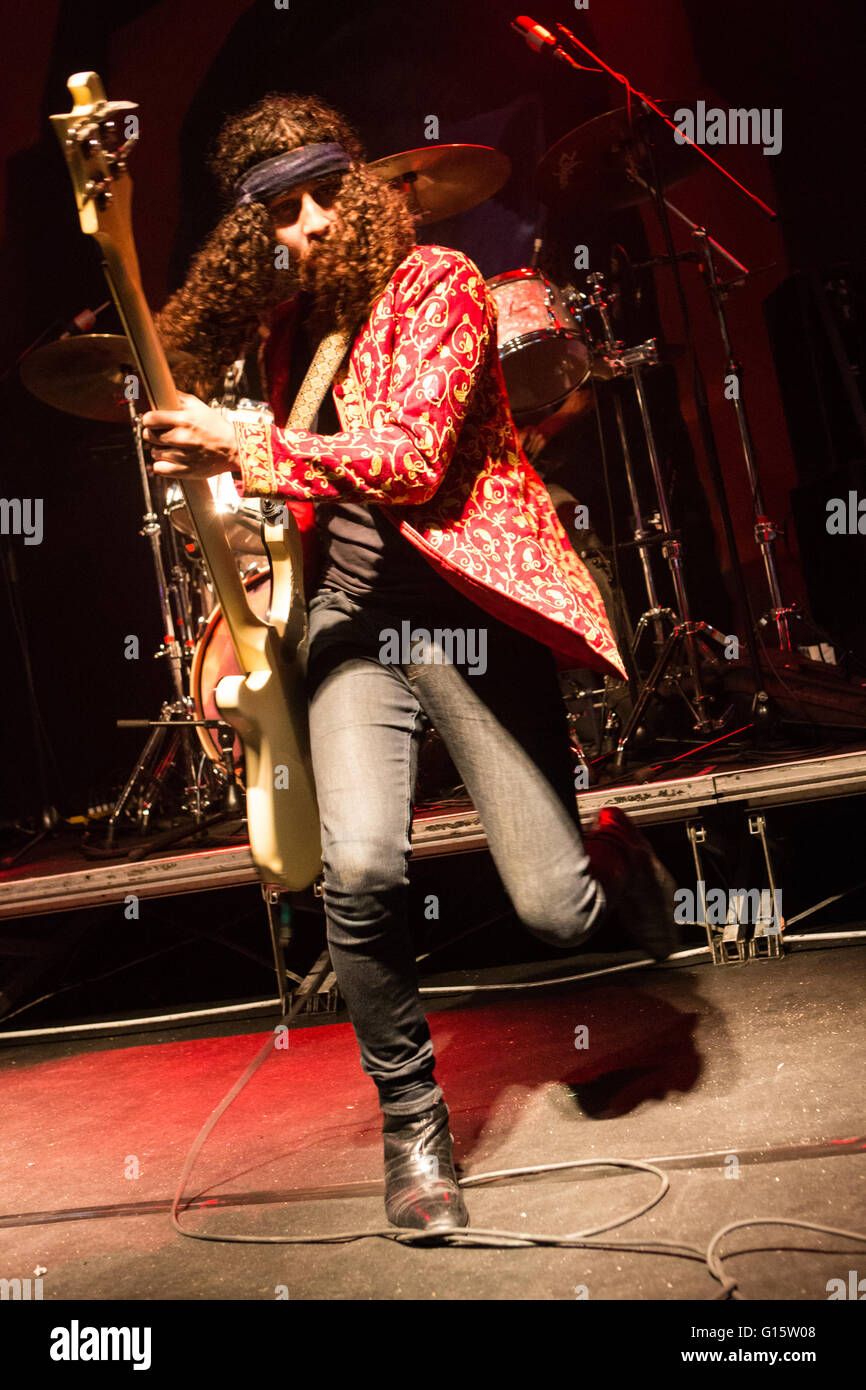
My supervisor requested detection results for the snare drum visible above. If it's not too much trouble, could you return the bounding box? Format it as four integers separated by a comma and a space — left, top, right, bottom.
164, 471, 267, 556
163, 397, 274, 555
485, 268, 590, 420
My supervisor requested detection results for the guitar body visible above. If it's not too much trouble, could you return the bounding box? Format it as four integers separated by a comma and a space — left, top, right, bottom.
212, 520, 321, 890
214, 646, 319, 890
51, 72, 322, 890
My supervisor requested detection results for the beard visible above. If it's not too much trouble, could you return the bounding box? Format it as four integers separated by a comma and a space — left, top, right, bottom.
297, 242, 330, 312
260, 255, 303, 317
296, 218, 374, 338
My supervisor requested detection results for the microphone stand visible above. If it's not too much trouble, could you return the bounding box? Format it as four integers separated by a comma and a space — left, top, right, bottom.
692, 228, 797, 651
554, 24, 778, 220
620, 164, 801, 651
551, 23, 778, 741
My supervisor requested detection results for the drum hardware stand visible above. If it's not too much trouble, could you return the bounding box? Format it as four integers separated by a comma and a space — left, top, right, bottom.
632, 122, 774, 741
582, 273, 731, 769
118, 717, 247, 860
160, 475, 204, 653
618, 176, 801, 655
579, 276, 667, 655
127, 400, 194, 708
629, 196, 845, 682
86, 401, 237, 855
548, 28, 780, 751
91, 709, 240, 854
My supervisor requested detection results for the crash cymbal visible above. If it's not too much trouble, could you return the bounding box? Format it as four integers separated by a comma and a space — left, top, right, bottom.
19, 334, 194, 423
535, 104, 704, 216
367, 144, 511, 224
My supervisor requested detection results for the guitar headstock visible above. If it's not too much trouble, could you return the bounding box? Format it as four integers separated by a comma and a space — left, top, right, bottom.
50, 72, 139, 236
48, 70, 171, 408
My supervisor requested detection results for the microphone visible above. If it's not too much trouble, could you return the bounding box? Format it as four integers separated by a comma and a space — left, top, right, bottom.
58, 300, 111, 339
510, 15, 575, 66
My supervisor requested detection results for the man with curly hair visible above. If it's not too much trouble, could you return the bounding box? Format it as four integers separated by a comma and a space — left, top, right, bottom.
143, 93, 679, 1234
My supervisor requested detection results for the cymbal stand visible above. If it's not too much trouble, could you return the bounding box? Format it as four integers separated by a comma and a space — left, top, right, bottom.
128, 400, 192, 705
160, 482, 203, 655
584, 274, 731, 769
94, 402, 233, 851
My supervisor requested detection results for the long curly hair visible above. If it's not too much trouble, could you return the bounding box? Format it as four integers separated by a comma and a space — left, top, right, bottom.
157, 94, 416, 400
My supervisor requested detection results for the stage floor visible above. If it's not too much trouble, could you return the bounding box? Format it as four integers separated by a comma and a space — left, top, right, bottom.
3, 739, 866, 919
0, 932, 863, 1300
2, 736, 865, 1299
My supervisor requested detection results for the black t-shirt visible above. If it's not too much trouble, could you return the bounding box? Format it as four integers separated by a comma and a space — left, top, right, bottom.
314, 496, 465, 617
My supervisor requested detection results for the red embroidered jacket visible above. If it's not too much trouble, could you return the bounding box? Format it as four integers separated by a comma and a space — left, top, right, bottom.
232, 244, 625, 678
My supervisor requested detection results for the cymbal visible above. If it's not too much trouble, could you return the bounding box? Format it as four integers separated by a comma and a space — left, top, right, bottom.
535, 104, 704, 216
367, 144, 511, 224
19, 334, 194, 423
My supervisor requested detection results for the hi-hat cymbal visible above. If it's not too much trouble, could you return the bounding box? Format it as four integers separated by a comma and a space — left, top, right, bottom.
19, 334, 194, 423
367, 144, 511, 224
536, 104, 704, 216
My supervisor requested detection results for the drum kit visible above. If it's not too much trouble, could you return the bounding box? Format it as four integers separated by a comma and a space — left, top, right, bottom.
18, 105, 798, 847
19, 337, 276, 850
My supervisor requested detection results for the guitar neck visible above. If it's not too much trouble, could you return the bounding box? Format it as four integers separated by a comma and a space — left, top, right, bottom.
51, 72, 323, 891
99, 236, 268, 672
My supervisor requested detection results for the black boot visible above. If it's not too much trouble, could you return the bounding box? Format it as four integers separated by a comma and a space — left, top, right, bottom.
587, 806, 681, 961
382, 1100, 470, 1231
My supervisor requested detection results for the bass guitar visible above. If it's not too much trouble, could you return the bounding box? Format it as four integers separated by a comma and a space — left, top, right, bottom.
51, 72, 322, 891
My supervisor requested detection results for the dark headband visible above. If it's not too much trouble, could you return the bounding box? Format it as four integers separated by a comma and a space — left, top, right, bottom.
233, 142, 351, 208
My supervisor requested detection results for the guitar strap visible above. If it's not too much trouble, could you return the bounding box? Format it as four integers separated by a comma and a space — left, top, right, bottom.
285, 324, 353, 431
257, 323, 355, 525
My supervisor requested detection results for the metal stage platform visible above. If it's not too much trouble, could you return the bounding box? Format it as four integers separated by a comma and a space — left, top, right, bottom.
2, 744, 866, 968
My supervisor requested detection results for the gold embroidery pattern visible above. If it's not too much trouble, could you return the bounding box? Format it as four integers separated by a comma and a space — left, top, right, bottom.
234, 245, 625, 676
234, 418, 276, 495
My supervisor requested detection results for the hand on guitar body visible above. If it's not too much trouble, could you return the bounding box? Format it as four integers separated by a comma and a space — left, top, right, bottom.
142, 392, 240, 478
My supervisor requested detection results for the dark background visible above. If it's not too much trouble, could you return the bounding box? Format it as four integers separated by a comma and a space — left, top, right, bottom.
2, 0, 865, 824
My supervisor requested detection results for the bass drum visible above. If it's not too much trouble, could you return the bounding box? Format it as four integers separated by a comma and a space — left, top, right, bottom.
191, 572, 470, 805
190, 569, 272, 770
485, 267, 590, 422
191, 576, 477, 807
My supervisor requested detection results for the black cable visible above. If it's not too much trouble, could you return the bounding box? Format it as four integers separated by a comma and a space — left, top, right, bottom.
0, 898, 273, 1025
167, 953, 866, 1298
0, 937, 205, 1024
706, 1219, 866, 1302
